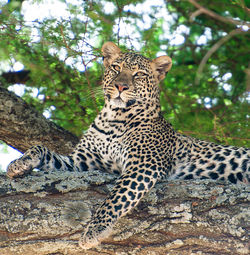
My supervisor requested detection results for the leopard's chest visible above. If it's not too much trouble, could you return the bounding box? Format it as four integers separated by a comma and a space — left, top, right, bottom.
101, 140, 125, 174
86, 123, 126, 174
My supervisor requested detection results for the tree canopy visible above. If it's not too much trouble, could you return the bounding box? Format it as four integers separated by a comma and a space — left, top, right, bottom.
0, 0, 249, 149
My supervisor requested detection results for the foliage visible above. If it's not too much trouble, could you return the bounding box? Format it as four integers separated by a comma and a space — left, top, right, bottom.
0, 0, 249, 146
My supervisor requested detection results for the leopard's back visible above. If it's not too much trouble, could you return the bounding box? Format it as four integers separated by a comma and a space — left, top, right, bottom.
169, 133, 249, 184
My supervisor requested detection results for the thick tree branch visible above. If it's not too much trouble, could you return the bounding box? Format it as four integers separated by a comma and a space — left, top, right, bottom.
1, 70, 30, 85
0, 87, 79, 154
0, 171, 249, 255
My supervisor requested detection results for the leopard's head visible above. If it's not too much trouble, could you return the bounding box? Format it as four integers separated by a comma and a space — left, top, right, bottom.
101, 42, 172, 108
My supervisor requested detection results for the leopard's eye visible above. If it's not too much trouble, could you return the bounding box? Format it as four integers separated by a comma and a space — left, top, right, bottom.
111, 64, 121, 72
134, 71, 148, 78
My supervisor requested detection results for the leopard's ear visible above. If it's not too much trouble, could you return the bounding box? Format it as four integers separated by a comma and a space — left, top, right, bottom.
152, 56, 172, 81
101, 42, 121, 68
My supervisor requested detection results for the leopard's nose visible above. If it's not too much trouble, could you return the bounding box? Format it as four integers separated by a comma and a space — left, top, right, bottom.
115, 83, 129, 92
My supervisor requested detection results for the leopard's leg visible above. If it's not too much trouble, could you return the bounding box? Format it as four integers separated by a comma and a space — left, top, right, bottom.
79, 168, 158, 249
6, 145, 76, 178
6, 136, 103, 178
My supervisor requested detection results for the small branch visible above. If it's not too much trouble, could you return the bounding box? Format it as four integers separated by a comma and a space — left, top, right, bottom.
188, 0, 250, 27
59, 24, 99, 113
195, 28, 249, 85
81, 57, 99, 114
189, 9, 204, 22
181, 130, 250, 142
60, 25, 70, 50
160, 84, 180, 121
244, 63, 250, 92
114, 0, 123, 45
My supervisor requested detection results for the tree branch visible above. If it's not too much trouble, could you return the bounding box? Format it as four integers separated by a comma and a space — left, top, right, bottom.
0, 171, 248, 254
188, 0, 250, 27
195, 28, 249, 85
1, 70, 30, 85
0, 87, 79, 154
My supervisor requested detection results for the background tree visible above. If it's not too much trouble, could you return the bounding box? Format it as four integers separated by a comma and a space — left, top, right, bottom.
0, 1, 249, 254
0, 0, 249, 156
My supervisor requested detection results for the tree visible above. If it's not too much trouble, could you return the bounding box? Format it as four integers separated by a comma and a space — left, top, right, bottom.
0, 0, 249, 254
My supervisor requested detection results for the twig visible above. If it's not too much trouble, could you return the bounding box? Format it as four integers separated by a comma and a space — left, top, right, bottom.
60, 25, 70, 50
195, 28, 249, 85
160, 84, 180, 121
190, 9, 203, 21
244, 63, 250, 92
59, 24, 99, 113
182, 130, 250, 141
81, 57, 99, 113
115, 0, 123, 45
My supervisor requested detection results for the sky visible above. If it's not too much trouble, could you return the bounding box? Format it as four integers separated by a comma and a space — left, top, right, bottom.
0, 0, 216, 171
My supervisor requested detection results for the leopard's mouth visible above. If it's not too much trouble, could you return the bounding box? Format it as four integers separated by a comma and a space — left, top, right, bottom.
105, 88, 136, 108
110, 97, 127, 108
109, 96, 136, 108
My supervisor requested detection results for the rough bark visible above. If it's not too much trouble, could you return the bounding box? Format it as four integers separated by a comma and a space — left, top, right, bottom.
0, 87, 79, 154
0, 171, 249, 255
1, 70, 31, 85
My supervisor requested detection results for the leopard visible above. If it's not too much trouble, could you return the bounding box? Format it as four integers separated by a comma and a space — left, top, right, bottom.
7, 42, 249, 250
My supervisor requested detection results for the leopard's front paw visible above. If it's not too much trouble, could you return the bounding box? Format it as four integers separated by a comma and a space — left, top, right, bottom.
7, 152, 41, 179
79, 232, 100, 250
6, 157, 33, 178
79, 224, 112, 250
6, 146, 44, 179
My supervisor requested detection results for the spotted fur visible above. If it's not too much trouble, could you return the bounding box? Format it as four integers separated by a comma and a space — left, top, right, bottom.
7, 42, 249, 249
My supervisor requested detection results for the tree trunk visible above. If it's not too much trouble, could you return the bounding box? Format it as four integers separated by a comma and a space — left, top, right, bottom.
0, 87, 79, 154
1, 70, 31, 85
0, 171, 248, 255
